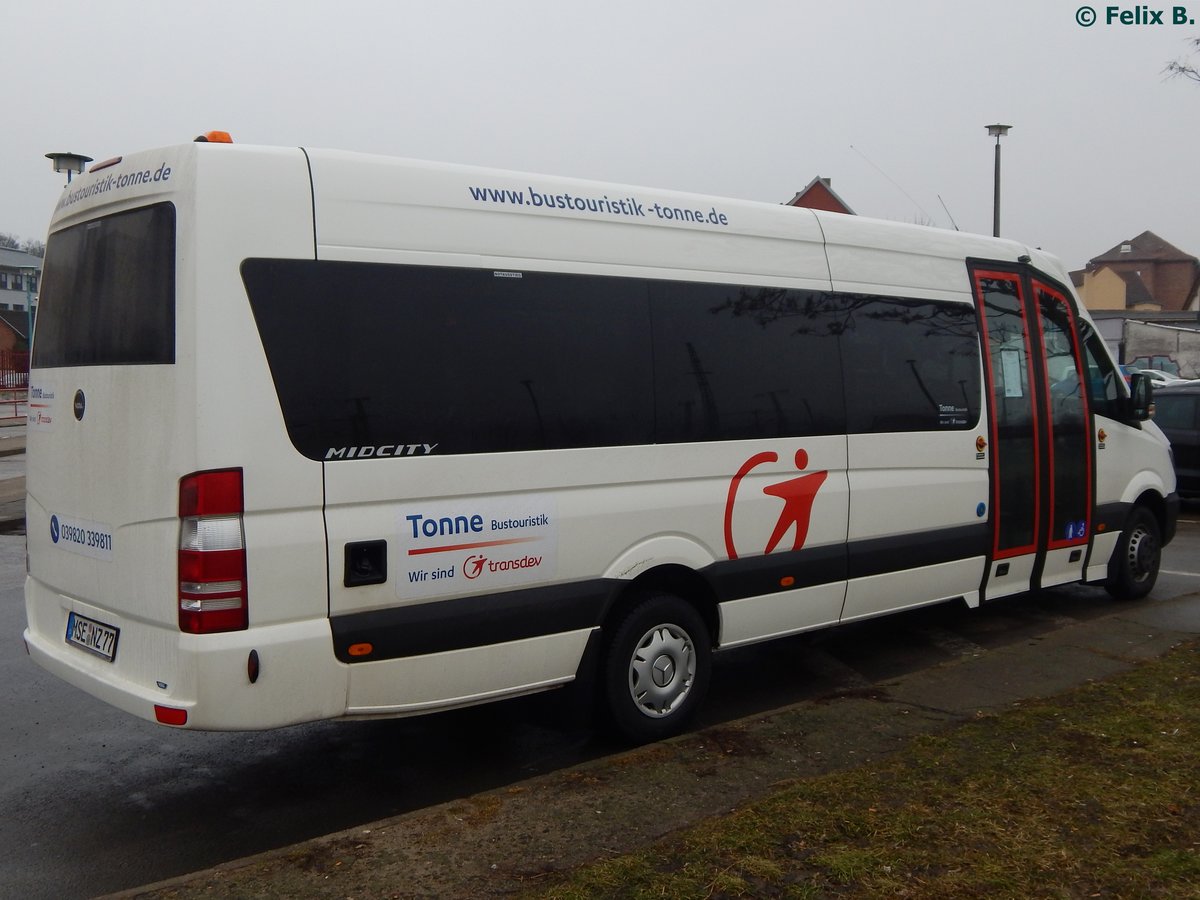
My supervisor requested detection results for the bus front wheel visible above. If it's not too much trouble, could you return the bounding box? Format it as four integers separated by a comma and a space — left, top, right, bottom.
1106, 506, 1161, 601
601, 592, 711, 744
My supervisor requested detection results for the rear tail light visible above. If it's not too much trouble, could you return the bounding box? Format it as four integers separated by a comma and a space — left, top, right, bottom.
178, 469, 247, 634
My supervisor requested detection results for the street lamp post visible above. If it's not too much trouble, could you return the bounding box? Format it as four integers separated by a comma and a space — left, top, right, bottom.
19, 265, 36, 358
985, 124, 1011, 237
45, 151, 92, 185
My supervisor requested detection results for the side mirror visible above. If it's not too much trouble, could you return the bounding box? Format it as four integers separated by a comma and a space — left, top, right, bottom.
1128, 372, 1153, 422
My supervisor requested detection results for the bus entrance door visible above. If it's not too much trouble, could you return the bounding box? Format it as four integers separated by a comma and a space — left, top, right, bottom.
974, 267, 1094, 601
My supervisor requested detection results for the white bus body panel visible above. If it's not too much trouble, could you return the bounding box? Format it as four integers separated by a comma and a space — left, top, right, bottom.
345, 631, 594, 716
24, 144, 345, 729
309, 150, 853, 708
842, 430, 988, 620
820, 216, 993, 619
819, 213, 1022, 302
308, 149, 834, 288
22, 142, 1177, 732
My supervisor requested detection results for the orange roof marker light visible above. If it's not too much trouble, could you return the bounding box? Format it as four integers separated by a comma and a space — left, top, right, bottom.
89, 157, 122, 173
195, 131, 234, 143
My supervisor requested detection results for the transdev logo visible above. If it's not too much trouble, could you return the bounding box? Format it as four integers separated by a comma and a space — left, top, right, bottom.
462, 552, 544, 580
724, 449, 827, 560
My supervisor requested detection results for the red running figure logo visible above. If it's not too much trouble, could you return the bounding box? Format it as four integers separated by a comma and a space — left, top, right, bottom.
724, 449, 828, 560
463, 555, 488, 580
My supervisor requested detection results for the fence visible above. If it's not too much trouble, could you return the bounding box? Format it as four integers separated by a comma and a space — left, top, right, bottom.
0, 350, 29, 389
0, 350, 28, 422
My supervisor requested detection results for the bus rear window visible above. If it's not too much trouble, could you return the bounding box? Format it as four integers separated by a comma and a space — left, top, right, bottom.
33, 203, 176, 367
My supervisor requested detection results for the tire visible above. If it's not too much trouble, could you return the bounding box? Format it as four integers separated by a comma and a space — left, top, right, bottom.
1106, 506, 1161, 601
601, 592, 711, 744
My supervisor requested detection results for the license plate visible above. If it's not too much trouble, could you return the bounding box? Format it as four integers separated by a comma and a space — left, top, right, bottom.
65, 611, 120, 663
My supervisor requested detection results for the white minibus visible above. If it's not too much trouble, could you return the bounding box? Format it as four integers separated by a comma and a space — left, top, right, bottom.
23, 135, 1178, 742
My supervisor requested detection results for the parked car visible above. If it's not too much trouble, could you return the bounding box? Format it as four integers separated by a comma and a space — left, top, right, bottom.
1152, 382, 1200, 499
1134, 368, 1189, 387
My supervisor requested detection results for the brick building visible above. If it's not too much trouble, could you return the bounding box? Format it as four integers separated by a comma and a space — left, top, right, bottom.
1073, 231, 1200, 312
0, 246, 41, 320
784, 176, 856, 215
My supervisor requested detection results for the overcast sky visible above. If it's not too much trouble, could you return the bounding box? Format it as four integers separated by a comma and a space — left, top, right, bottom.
5, 0, 1198, 270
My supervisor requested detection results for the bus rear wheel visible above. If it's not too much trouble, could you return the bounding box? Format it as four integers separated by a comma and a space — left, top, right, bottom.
601, 592, 711, 744
1106, 506, 1161, 601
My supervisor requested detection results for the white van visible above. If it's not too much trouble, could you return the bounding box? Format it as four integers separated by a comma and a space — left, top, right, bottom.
23, 136, 1178, 742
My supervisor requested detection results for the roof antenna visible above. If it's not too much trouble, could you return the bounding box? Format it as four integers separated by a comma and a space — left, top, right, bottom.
938, 194, 961, 231
850, 144, 936, 225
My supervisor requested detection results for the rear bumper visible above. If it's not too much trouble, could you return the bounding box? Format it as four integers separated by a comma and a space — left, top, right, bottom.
24, 577, 350, 730
24, 624, 171, 722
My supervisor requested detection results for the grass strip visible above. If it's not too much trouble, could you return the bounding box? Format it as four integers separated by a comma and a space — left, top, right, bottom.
531, 642, 1200, 898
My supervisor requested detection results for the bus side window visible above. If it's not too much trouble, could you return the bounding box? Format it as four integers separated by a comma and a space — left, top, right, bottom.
1081, 330, 1120, 419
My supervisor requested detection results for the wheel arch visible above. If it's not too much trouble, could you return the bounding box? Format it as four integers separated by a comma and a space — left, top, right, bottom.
610, 563, 721, 649
1132, 488, 1169, 543
599, 536, 722, 647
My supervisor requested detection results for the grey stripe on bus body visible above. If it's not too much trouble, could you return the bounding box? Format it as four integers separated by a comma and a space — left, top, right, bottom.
330, 523, 992, 663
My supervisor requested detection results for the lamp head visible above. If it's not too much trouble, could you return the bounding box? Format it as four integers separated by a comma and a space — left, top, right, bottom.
45, 152, 93, 177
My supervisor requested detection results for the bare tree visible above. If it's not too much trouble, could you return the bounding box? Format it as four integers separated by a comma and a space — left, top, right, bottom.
1165, 37, 1200, 82
0, 234, 45, 256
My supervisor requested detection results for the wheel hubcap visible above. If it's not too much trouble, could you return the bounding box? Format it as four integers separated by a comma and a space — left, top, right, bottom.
1127, 525, 1159, 584
628, 624, 695, 718
652, 654, 675, 687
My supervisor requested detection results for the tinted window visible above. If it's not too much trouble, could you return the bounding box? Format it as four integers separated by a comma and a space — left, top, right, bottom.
34, 203, 176, 367
652, 283, 845, 441
243, 260, 982, 460
977, 274, 1037, 553
841, 296, 980, 433
1079, 323, 1121, 420
242, 261, 653, 458
1037, 285, 1090, 543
